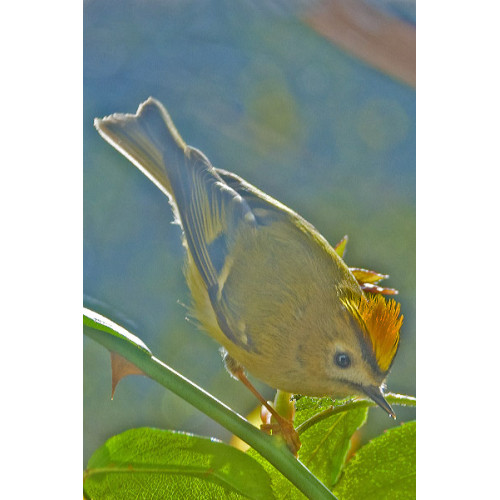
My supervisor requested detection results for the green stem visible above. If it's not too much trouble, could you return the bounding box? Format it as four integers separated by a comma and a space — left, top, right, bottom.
274, 390, 294, 420
296, 394, 416, 435
83, 310, 336, 500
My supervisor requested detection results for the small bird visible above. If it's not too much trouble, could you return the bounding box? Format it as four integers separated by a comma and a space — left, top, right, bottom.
95, 98, 402, 452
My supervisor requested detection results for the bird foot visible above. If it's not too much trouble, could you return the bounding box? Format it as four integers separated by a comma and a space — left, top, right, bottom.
260, 405, 301, 456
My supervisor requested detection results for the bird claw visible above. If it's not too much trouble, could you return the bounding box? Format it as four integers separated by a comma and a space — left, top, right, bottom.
260, 405, 301, 455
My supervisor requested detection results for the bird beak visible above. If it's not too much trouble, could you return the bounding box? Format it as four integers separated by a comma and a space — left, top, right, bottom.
362, 385, 396, 419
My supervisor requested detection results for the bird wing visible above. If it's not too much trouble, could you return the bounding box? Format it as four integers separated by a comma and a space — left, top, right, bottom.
95, 98, 279, 350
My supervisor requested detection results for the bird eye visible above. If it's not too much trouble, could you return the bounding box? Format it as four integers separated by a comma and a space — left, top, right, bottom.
334, 352, 351, 368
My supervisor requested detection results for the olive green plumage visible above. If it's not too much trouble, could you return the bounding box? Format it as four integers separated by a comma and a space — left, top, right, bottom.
95, 98, 401, 416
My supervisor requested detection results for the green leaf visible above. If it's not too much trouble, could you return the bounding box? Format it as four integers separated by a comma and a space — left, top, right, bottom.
333, 421, 416, 500
83, 308, 151, 354
247, 449, 306, 500
247, 397, 368, 499
334, 235, 348, 258
295, 397, 368, 488
84, 428, 274, 500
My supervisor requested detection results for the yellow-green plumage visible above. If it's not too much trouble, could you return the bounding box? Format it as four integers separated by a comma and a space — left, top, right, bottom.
95, 97, 401, 414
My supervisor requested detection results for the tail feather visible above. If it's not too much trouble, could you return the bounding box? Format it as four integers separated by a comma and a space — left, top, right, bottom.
94, 97, 186, 198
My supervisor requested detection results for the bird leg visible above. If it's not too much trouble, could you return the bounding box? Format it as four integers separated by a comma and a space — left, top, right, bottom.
223, 352, 301, 455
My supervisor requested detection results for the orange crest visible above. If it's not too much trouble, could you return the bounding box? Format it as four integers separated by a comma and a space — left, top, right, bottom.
357, 295, 403, 372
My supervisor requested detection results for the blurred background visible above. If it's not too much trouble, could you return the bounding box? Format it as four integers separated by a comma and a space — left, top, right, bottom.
84, 0, 415, 465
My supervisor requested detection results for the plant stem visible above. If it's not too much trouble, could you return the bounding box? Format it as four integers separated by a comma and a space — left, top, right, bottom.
84, 311, 337, 500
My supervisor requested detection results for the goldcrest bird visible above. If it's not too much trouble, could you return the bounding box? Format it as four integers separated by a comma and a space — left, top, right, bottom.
94, 98, 402, 445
